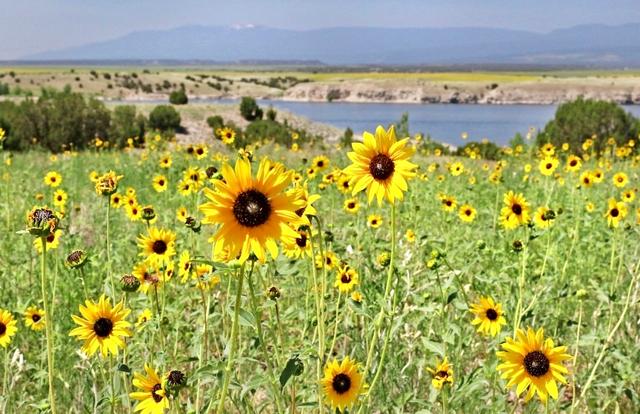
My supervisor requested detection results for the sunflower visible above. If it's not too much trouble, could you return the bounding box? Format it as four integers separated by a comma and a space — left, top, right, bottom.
565, 155, 582, 172
612, 172, 628, 188
538, 157, 558, 176
458, 204, 477, 223
53, 189, 68, 208
220, 127, 236, 145
126, 203, 142, 221
152, 175, 168, 193
439, 194, 457, 212
176, 207, 188, 223
579, 171, 594, 188
132, 262, 162, 294
622, 189, 636, 203
367, 214, 383, 229
449, 161, 464, 176
130, 364, 170, 414
427, 357, 454, 390
540, 143, 555, 157
592, 169, 604, 183
184, 167, 206, 191
137, 228, 177, 267
69, 295, 132, 357
343, 197, 360, 214
177, 179, 194, 196
159, 154, 172, 169
24, 306, 46, 331
497, 327, 571, 402
315, 251, 339, 270
405, 229, 416, 243
469, 297, 506, 337
533, 207, 555, 229
283, 227, 312, 259
135, 309, 153, 331
194, 144, 208, 160
343, 125, 417, 205
111, 193, 124, 209
199, 158, 302, 263
500, 191, 530, 230
0, 309, 18, 347
321, 357, 363, 412
312, 155, 330, 170
178, 250, 193, 283
291, 184, 321, 224
44, 171, 62, 187
605, 198, 627, 228
33, 229, 63, 253
335, 264, 359, 293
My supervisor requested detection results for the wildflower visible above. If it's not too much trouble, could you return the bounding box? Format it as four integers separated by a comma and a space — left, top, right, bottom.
44, 171, 62, 188
152, 175, 168, 193
321, 357, 364, 411
0, 309, 17, 347
367, 214, 383, 229
69, 295, 131, 357
95, 171, 123, 196
497, 327, 571, 402
469, 297, 506, 337
137, 228, 176, 267
130, 364, 170, 414
24, 306, 45, 331
605, 198, 627, 228
458, 204, 477, 223
343, 125, 417, 205
427, 357, 453, 390
334, 265, 359, 293
500, 191, 530, 230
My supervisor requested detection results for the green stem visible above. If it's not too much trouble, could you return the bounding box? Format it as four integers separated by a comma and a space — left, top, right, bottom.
308, 232, 325, 414
246, 261, 285, 413
195, 289, 210, 412
106, 199, 115, 298
40, 237, 57, 414
215, 265, 245, 414
328, 292, 342, 356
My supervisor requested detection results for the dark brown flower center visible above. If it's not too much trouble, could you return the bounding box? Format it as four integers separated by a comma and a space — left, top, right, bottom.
341, 273, 351, 284
485, 308, 498, 320
158, 180, 164, 186
151, 383, 163, 402
436, 370, 449, 379
545, 163, 552, 169
46, 233, 55, 243
233, 190, 271, 227
93, 317, 113, 338
348, 202, 356, 209
610, 208, 619, 217
0, 322, 6, 336
512, 203, 522, 215
152, 240, 167, 255
369, 153, 395, 180
296, 234, 307, 248
32, 208, 55, 226
524, 350, 550, 377
32, 314, 41, 322
570, 160, 577, 166
332, 373, 351, 394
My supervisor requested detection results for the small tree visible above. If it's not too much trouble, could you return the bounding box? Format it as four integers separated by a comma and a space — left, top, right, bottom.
109, 105, 146, 147
206, 115, 224, 132
539, 97, 639, 155
239, 97, 263, 121
169, 89, 188, 105
266, 106, 277, 121
149, 105, 181, 132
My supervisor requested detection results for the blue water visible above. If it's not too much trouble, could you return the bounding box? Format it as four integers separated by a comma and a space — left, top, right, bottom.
117, 97, 640, 146
253, 100, 640, 146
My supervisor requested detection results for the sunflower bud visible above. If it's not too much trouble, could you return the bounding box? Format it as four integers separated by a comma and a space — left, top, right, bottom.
141, 206, 156, 222
120, 274, 140, 292
475, 240, 486, 250
205, 166, 218, 178
185, 216, 201, 233
377, 252, 391, 267
26, 207, 59, 237
165, 370, 187, 395
323, 230, 334, 243
576, 289, 588, 300
512, 239, 524, 252
267, 286, 281, 301
65, 249, 88, 269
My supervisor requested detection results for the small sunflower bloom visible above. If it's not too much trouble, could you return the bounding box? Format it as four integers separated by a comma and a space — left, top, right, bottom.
469, 297, 506, 337
24, 306, 46, 331
0, 309, 18, 347
321, 357, 364, 411
427, 357, 453, 390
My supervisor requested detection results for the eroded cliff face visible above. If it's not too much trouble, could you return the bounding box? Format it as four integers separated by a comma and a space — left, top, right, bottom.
281, 78, 640, 104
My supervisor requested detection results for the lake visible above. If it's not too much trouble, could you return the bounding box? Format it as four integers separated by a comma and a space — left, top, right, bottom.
253, 100, 640, 146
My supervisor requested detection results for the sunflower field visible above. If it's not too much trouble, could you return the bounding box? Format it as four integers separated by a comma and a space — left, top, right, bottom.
0, 124, 638, 414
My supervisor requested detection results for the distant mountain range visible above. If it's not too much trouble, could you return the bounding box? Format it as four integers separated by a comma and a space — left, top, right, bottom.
20, 23, 640, 67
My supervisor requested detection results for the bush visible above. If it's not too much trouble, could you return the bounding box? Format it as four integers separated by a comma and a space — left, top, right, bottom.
109, 106, 146, 148
455, 141, 502, 160
206, 115, 224, 132
169, 89, 188, 105
266, 106, 277, 121
149, 105, 181, 132
539, 97, 640, 155
239, 97, 263, 121
0, 83, 9, 95
341, 127, 354, 147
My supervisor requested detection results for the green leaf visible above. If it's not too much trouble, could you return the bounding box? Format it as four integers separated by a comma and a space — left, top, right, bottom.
238, 308, 256, 329
117, 363, 131, 374
280, 356, 304, 389
446, 291, 458, 304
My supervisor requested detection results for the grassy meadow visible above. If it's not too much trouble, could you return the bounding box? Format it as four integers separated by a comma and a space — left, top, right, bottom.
0, 127, 638, 414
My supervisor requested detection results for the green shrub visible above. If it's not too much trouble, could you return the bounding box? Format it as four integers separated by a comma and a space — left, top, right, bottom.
149, 105, 181, 132
539, 98, 640, 155
455, 141, 502, 160
0, 83, 9, 95
239, 97, 263, 121
169, 89, 188, 105
206, 115, 224, 132
109, 106, 147, 148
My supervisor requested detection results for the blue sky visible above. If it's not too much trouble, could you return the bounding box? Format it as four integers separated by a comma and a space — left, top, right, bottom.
2, 0, 640, 59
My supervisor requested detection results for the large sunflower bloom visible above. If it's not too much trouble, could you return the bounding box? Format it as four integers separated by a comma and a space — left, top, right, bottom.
497, 327, 571, 403
500, 191, 530, 230
321, 357, 364, 412
69, 295, 132, 357
343, 125, 417, 205
130, 364, 170, 414
199, 158, 303, 263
